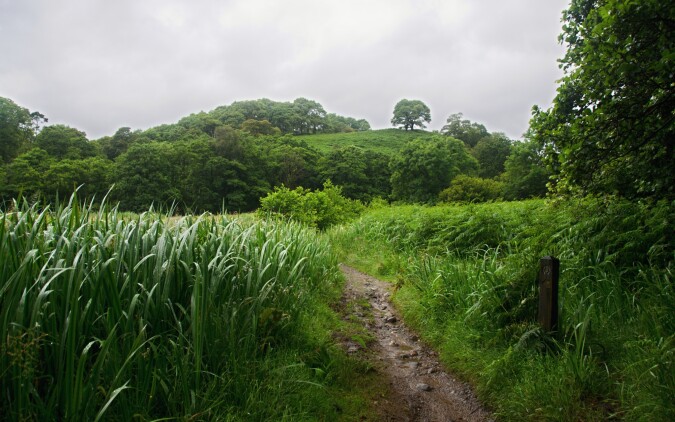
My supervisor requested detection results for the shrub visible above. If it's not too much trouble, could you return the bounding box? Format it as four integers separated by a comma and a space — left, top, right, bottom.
259, 180, 364, 229
439, 175, 504, 203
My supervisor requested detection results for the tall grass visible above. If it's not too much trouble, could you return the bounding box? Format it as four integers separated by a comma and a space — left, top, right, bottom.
330, 198, 674, 420
1, 194, 341, 420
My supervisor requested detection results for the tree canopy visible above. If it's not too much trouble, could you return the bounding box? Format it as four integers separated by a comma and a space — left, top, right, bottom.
0, 97, 46, 163
390, 99, 431, 131
441, 113, 489, 148
390, 136, 478, 203
528, 0, 674, 199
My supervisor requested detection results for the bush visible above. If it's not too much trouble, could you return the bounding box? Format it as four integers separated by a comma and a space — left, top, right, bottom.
259, 180, 364, 229
439, 175, 504, 203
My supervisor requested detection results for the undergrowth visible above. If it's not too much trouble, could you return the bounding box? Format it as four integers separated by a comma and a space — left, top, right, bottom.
329, 198, 674, 421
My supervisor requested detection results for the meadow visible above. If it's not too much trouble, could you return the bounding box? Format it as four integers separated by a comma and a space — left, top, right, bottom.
0, 195, 376, 421
330, 198, 674, 421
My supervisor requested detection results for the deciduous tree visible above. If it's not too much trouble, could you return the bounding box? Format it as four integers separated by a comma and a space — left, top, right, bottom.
529, 0, 674, 198
0, 97, 44, 163
390, 136, 477, 203
441, 113, 489, 148
35, 125, 96, 159
391, 99, 431, 131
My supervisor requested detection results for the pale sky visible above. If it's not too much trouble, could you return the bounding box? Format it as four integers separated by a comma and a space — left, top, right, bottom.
0, 0, 569, 140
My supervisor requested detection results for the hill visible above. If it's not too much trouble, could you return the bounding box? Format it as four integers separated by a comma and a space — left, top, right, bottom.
296, 128, 438, 156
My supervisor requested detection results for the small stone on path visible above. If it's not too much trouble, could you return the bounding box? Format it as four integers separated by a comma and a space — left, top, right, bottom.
416, 383, 432, 392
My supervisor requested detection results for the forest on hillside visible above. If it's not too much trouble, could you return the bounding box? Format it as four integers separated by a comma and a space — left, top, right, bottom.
0, 95, 551, 212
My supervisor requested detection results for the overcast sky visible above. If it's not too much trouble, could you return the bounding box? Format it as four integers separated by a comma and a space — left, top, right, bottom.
0, 0, 569, 140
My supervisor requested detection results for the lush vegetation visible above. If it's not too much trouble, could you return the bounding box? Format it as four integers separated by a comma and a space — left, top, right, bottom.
0, 196, 380, 421
528, 0, 673, 199
1, 94, 545, 212
259, 181, 365, 230
330, 198, 673, 420
1, 1, 672, 420
296, 128, 435, 156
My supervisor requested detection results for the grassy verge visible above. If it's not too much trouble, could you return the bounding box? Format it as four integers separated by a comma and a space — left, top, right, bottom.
329, 198, 674, 421
0, 195, 380, 420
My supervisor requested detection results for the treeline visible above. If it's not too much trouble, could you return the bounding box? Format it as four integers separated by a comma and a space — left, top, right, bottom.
0, 97, 369, 211
2, 90, 614, 214
1, 96, 549, 212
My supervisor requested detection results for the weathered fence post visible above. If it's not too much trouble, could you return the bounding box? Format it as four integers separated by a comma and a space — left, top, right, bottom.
538, 256, 559, 332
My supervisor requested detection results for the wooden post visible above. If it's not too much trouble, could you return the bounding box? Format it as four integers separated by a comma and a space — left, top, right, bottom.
538, 256, 559, 332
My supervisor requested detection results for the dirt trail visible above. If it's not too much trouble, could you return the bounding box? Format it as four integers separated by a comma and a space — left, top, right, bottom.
339, 264, 493, 422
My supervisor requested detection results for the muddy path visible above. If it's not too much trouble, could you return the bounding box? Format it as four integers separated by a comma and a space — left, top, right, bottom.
339, 264, 493, 422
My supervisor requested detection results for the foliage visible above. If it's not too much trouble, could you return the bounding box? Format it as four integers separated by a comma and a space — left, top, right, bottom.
1, 148, 53, 197
439, 175, 503, 203
318, 145, 391, 202
95, 127, 140, 160
528, 0, 674, 199
501, 140, 550, 200
472, 133, 512, 179
390, 136, 478, 203
111, 139, 268, 213
441, 112, 490, 148
210, 97, 369, 135
259, 181, 364, 229
0, 97, 45, 163
297, 128, 437, 156
34, 124, 97, 159
330, 198, 674, 420
390, 99, 431, 130
241, 118, 281, 136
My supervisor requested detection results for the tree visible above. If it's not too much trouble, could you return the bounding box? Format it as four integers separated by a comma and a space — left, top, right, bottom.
318, 146, 391, 201
241, 119, 281, 136
96, 126, 141, 160
391, 99, 431, 131
472, 133, 512, 179
0, 97, 44, 163
44, 157, 113, 201
293, 98, 326, 134
2, 148, 53, 196
500, 140, 549, 200
266, 140, 321, 189
112, 142, 180, 211
528, 0, 674, 199
35, 125, 97, 159
178, 112, 221, 137
441, 113, 489, 148
390, 136, 478, 203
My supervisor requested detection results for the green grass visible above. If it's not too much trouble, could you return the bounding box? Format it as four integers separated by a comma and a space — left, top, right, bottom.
0, 194, 381, 420
296, 128, 438, 156
329, 198, 674, 421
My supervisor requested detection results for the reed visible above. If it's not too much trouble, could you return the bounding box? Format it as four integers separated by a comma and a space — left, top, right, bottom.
1, 194, 340, 420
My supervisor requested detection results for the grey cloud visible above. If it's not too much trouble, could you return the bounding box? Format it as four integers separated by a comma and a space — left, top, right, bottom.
0, 0, 568, 140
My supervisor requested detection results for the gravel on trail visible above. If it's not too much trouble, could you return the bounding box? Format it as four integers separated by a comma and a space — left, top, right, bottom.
339, 264, 493, 422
